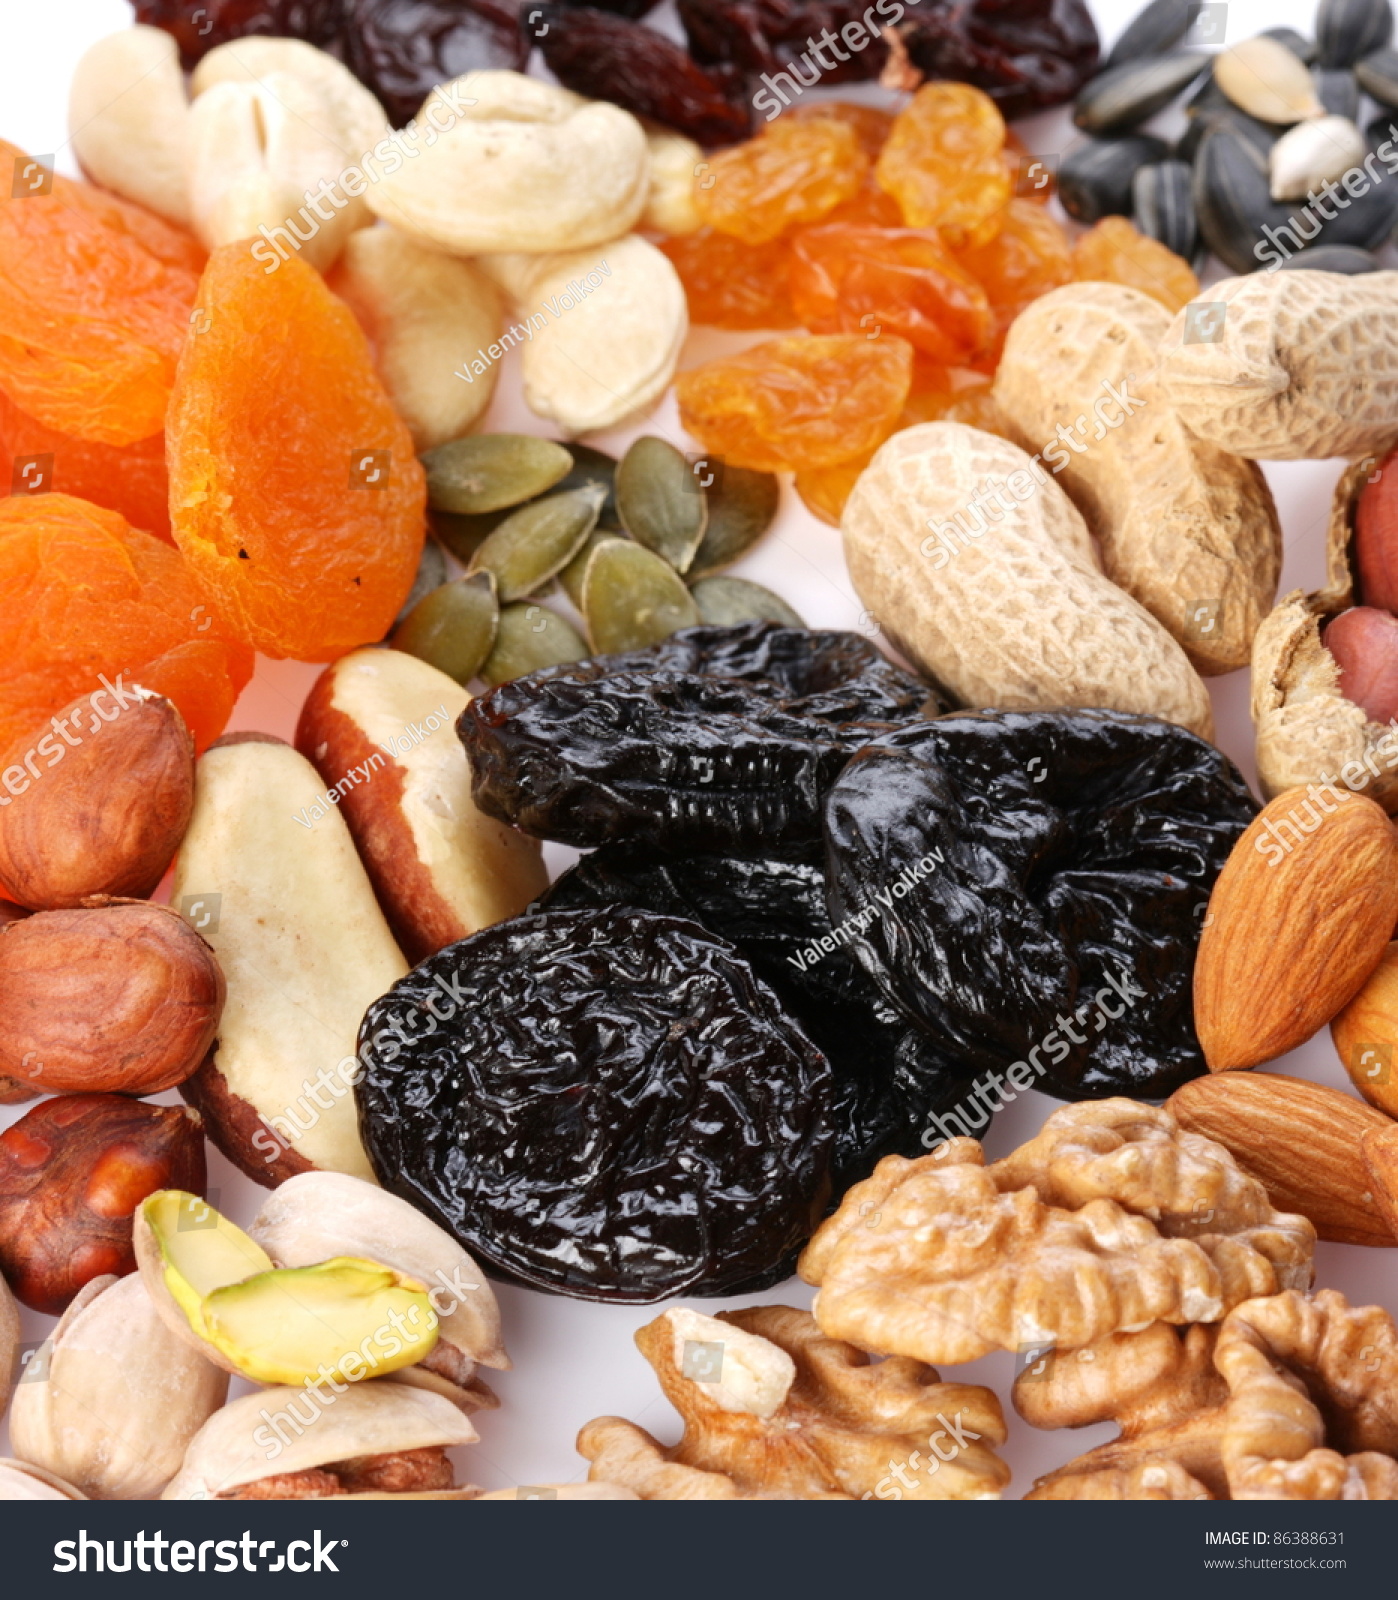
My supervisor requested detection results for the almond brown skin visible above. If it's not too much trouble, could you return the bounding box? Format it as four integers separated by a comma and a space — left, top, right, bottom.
1168, 1071, 1395, 1247
1193, 787, 1398, 1071
0, 1096, 206, 1313
1361, 1122, 1398, 1240
0, 901, 224, 1095
1331, 940, 1398, 1118
0, 691, 195, 910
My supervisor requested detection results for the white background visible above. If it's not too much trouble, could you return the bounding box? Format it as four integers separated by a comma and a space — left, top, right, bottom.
1, 0, 1395, 1498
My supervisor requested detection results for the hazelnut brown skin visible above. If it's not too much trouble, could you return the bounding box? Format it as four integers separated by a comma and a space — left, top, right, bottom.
0, 900, 224, 1095
1324, 607, 1398, 727
0, 1095, 206, 1314
0, 690, 194, 910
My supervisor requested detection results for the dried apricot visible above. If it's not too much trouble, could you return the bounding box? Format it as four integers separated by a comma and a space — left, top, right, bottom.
875, 84, 1011, 247
0, 388, 169, 540
788, 224, 991, 365
167, 247, 426, 662
659, 229, 799, 330
0, 141, 202, 447
676, 335, 913, 473
788, 101, 896, 160
1071, 217, 1200, 313
0, 494, 252, 756
696, 120, 869, 246
955, 199, 1073, 362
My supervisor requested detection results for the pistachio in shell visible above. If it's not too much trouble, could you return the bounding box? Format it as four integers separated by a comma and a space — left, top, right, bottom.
8, 1273, 227, 1500
134, 1190, 438, 1387
690, 576, 805, 628
0, 1458, 86, 1500
468, 483, 605, 602
421, 434, 573, 515
616, 436, 708, 573
479, 602, 590, 687
392, 572, 500, 686
0, 1270, 17, 1420
581, 538, 701, 654
689, 465, 781, 578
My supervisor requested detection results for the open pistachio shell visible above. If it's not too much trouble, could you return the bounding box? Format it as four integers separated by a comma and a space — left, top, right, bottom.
0, 1272, 17, 1422
0, 1458, 88, 1501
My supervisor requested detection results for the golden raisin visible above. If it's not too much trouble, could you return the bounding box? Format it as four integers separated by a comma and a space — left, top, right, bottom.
875, 84, 1011, 247
788, 101, 896, 160
696, 120, 869, 245
1071, 217, 1200, 313
955, 199, 1073, 362
659, 228, 799, 330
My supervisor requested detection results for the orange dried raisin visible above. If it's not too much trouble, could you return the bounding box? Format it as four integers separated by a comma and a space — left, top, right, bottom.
1071, 217, 1200, 313
0, 141, 202, 447
659, 228, 799, 330
788, 101, 896, 160
0, 493, 252, 756
167, 247, 426, 662
1002, 128, 1055, 206
954, 199, 1073, 362
696, 120, 869, 246
788, 224, 991, 365
875, 84, 1011, 247
0, 388, 169, 540
676, 334, 913, 473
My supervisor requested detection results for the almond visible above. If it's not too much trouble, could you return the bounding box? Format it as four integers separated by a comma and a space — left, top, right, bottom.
1168, 1071, 1395, 1246
0, 688, 195, 910
1331, 940, 1398, 1117
1193, 786, 1398, 1071
1361, 1121, 1398, 1239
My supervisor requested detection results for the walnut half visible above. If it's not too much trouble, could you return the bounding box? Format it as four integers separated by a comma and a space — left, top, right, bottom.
577, 1306, 1008, 1500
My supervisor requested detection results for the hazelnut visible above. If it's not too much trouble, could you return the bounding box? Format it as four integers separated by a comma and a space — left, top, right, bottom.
1356, 446, 1398, 614
0, 1096, 206, 1314
1323, 607, 1398, 727
0, 900, 224, 1096
0, 688, 194, 910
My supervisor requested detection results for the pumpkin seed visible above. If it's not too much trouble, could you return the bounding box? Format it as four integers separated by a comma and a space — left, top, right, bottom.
560, 525, 627, 608
1261, 26, 1318, 63
1073, 52, 1209, 134
689, 576, 805, 628
428, 506, 502, 564
1276, 241, 1381, 269
468, 483, 605, 603
688, 465, 781, 578
1357, 45, 1398, 106
420, 434, 573, 515
1059, 133, 1170, 223
582, 538, 701, 654
1269, 114, 1366, 200
1317, 0, 1393, 69
479, 602, 589, 688
615, 437, 709, 574
1104, 0, 1194, 68
391, 571, 499, 686
549, 442, 622, 530
1131, 159, 1197, 258
392, 536, 448, 629
1214, 36, 1324, 124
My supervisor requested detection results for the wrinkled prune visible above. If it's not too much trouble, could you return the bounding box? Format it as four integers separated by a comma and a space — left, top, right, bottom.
458, 622, 940, 860
133, 0, 343, 64
678, 0, 889, 84
356, 908, 833, 1301
541, 850, 976, 1188
901, 0, 1102, 121
823, 709, 1257, 1100
343, 0, 529, 126
533, 7, 752, 145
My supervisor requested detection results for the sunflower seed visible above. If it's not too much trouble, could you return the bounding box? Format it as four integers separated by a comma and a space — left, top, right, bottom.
1214, 36, 1324, 123
581, 539, 701, 654
1316, 0, 1394, 69
689, 577, 805, 628
689, 466, 780, 578
391, 571, 499, 685
1194, 123, 1305, 270
392, 536, 448, 629
420, 434, 573, 515
1275, 241, 1382, 269
615, 436, 708, 573
1367, 109, 1398, 146
468, 484, 605, 603
1176, 99, 1284, 163
1132, 159, 1198, 257
1074, 52, 1210, 134
1105, 0, 1195, 67
1269, 114, 1366, 199
1358, 45, 1398, 105
1059, 133, 1170, 222
1314, 67, 1361, 116
1261, 27, 1318, 63
479, 602, 589, 687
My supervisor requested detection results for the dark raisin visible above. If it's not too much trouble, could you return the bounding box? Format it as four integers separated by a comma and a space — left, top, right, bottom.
355, 908, 833, 1302
678, 0, 890, 83
133, 0, 344, 65
541, 850, 977, 1189
823, 709, 1258, 1101
532, 6, 753, 145
550, 0, 661, 16
343, 0, 529, 126
457, 621, 940, 860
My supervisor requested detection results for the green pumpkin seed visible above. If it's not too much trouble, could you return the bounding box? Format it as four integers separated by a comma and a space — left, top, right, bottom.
689, 576, 805, 629
391, 571, 500, 685
421, 434, 573, 515
559, 525, 629, 609
392, 537, 449, 629
429, 506, 505, 565
582, 538, 701, 655
689, 466, 780, 578
468, 484, 605, 603
480, 602, 590, 687
616, 437, 708, 574
549, 442, 622, 530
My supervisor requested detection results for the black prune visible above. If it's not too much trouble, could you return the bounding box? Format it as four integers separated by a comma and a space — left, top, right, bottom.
458, 622, 940, 861
532, 7, 753, 145
133, 0, 344, 65
540, 850, 976, 1188
343, 0, 529, 126
356, 908, 833, 1302
823, 709, 1258, 1101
